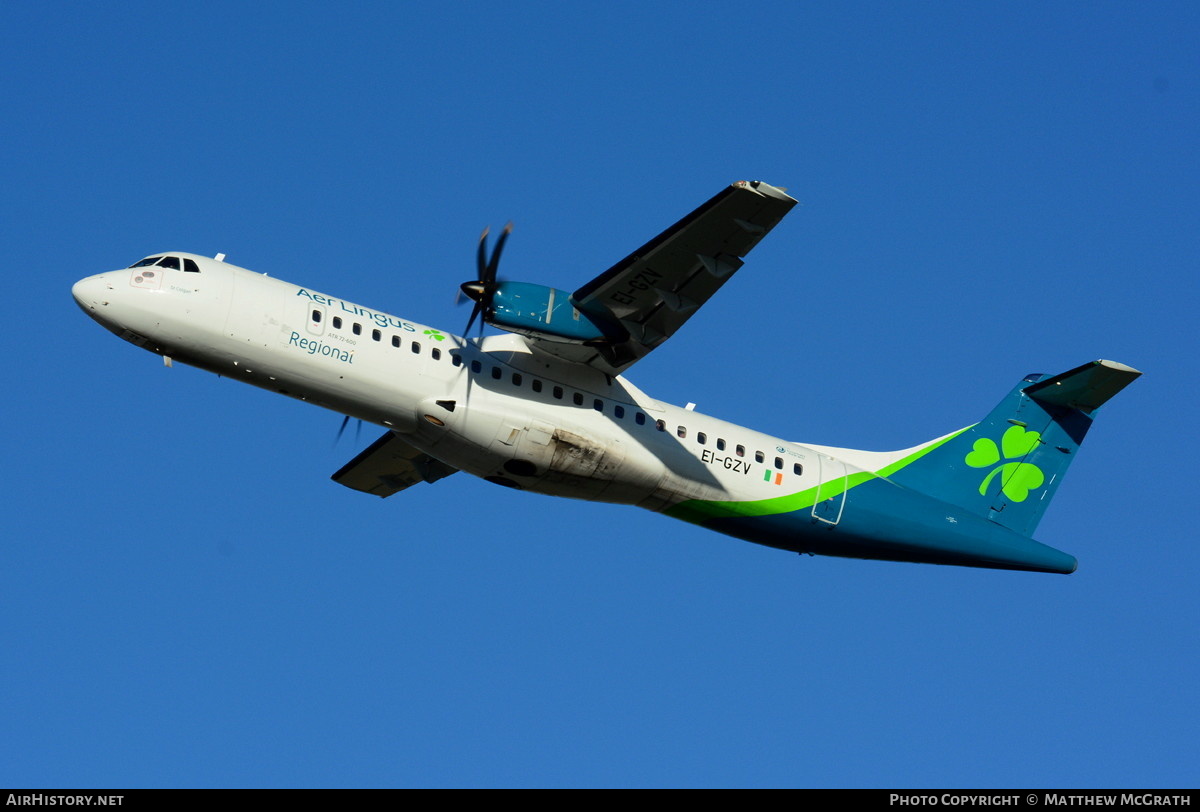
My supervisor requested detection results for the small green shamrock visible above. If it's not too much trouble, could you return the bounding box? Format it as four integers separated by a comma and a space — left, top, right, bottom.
963, 425, 1045, 502
423, 329, 446, 342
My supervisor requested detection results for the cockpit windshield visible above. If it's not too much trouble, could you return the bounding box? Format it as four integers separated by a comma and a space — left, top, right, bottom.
127, 255, 201, 272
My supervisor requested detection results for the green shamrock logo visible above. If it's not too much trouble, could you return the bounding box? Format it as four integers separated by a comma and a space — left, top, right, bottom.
963, 425, 1045, 502
423, 329, 446, 342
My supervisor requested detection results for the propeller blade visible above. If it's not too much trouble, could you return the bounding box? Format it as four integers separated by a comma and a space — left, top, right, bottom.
484, 222, 512, 284
476, 226, 490, 280
462, 222, 512, 337
334, 414, 363, 447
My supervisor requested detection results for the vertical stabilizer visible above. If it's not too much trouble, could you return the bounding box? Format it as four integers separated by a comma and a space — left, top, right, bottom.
887, 360, 1140, 536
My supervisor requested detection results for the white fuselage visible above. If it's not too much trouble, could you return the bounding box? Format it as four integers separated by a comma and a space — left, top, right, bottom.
75, 249, 1102, 575
72, 252, 904, 517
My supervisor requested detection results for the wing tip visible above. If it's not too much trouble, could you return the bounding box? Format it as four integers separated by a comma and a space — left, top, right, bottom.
733, 180, 796, 202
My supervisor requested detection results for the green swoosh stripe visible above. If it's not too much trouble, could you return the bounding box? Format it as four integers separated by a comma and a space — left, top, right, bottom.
664, 426, 972, 524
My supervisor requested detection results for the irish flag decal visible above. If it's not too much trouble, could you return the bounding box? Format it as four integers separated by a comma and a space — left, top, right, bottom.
763, 470, 783, 486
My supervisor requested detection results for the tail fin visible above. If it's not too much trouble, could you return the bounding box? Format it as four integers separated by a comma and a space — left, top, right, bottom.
889, 360, 1140, 536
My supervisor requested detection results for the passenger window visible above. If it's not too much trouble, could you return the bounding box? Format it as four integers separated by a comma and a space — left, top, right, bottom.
183, 258, 200, 273
353, 323, 362, 336
372, 329, 381, 341
793, 463, 803, 475
412, 342, 422, 354
452, 354, 462, 367
532, 379, 542, 393
156, 256, 181, 270
553, 386, 564, 400
512, 373, 522, 386
614, 405, 625, 419
311, 309, 322, 323
431, 348, 441, 361
593, 399, 603, 412
572, 392, 583, 406
677, 426, 687, 438
491, 366, 501, 379
471, 360, 482, 373
716, 438, 726, 451
656, 420, 666, 432
392, 335, 400, 348
775, 457, 783, 470
636, 413, 646, 426
755, 451, 764, 463
333, 317, 343, 329
697, 432, 706, 445
736, 445, 745, 457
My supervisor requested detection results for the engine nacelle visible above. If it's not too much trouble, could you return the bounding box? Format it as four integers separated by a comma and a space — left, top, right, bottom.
487, 281, 609, 343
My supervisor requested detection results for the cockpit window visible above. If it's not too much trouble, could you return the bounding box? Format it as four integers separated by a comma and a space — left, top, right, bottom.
183, 258, 200, 273
129, 256, 163, 268
156, 256, 181, 270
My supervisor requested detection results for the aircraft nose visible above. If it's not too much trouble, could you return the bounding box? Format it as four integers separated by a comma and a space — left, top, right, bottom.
71, 274, 112, 311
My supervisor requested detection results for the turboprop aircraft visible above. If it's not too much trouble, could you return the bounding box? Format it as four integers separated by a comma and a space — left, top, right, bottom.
72, 180, 1140, 574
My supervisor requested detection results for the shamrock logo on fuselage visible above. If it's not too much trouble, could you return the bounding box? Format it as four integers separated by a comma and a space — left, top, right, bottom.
423, 329, 446, 342
963, 425, 1045, 502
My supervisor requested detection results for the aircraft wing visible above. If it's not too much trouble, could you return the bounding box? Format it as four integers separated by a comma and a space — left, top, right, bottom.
332, 431, 458, 497
528, 180, 797, 375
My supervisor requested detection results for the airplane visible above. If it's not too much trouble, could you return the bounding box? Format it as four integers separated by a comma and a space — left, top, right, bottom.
72, 180, 1140, 574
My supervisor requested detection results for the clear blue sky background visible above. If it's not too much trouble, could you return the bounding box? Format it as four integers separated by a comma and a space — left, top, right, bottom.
3, 1, 1196, 788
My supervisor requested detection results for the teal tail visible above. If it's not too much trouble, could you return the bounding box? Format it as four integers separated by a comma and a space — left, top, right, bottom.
888, 360, 1141, 536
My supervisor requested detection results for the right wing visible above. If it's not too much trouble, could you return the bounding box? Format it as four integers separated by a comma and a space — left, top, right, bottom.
332, 432, 458, 498
524, 180, 797, 375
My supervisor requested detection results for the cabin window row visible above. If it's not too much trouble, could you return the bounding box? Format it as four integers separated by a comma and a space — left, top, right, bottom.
310, 310, 446, 361
458, 357, 804, 477
305, 317, 806, 478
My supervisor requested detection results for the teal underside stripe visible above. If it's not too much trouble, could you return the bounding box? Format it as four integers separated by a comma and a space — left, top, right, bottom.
664, 427, 973, 525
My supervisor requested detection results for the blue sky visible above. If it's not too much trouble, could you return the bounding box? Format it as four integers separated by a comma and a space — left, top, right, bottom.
3, 1, 1197, 788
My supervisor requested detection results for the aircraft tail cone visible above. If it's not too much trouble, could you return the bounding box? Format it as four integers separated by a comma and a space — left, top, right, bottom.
811, 524, 1080, 574
823, 490, 1083, 574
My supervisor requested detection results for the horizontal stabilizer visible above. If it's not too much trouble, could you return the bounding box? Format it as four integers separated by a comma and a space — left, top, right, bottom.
1024, 359, 1141, 413
332, 431, 457, 497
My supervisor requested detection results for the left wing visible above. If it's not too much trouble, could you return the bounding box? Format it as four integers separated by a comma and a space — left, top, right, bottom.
526, 180, 797, 375
332, 432, 458, 497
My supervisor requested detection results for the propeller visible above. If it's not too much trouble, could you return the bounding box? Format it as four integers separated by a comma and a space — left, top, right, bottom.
458, 222, 511, 337
333, 414, 362, 447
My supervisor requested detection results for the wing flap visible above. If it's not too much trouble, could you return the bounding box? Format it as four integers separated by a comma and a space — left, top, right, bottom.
331, 431, 458, 498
